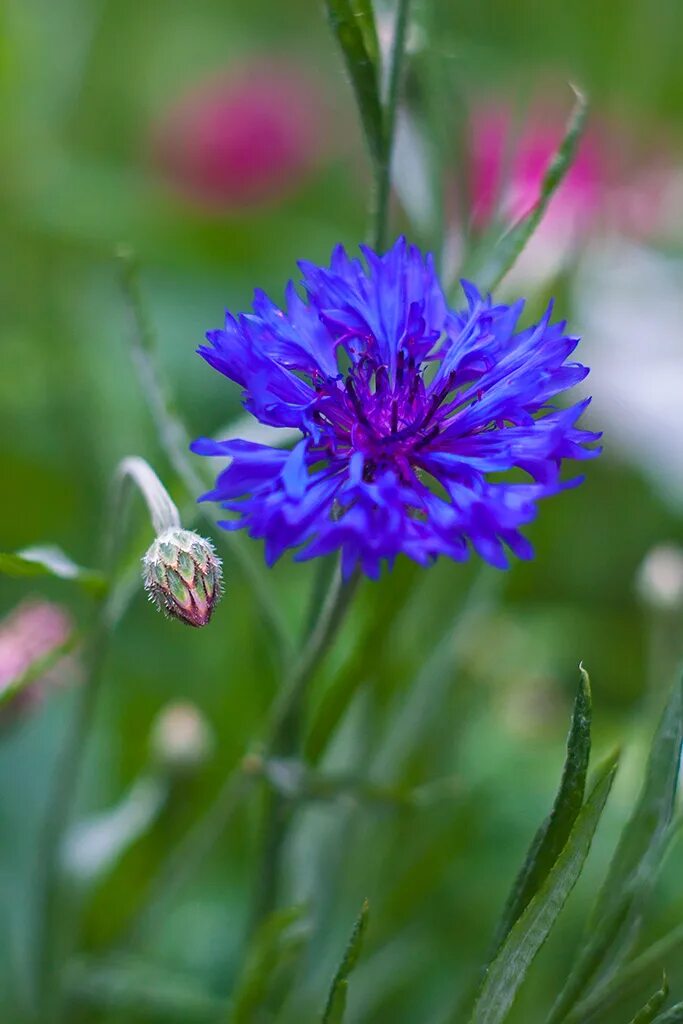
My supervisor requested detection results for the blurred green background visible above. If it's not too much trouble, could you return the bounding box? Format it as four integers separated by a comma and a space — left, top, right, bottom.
2, 1, 683, 1021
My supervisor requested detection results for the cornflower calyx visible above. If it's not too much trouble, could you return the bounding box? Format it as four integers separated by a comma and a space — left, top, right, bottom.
143, 529, 222, 627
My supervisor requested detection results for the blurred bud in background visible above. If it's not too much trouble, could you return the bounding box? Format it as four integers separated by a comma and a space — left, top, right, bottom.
636, 544, 683, 613
150, 700, 214, 773
151, 60, 326, 210
0, 599, 77, 723
142, 528, 222, 628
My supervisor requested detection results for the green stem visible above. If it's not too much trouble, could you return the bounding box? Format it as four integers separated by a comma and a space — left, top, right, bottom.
126, 563, 361, 941
252, 562, 360, 926
118, 252, 293, 658
372, 0, 412, 252
34, 460, 179, 1020
34, 613, 111, 1022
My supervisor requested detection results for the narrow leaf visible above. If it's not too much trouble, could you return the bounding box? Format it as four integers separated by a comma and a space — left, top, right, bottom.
322, 899, 369, 1024
568, 923, 683, 1022
628, 974, 669, 1024
230, 906, 306, 1024
477, 87, 588, 291
470, 753, 618, 1024
651, 1005, 683, 1024
0, 634, 78, 709
63, 777, 167, 883
0, 546, 105, 595
546, 673, 683, 1024
490, 666, 592, 954
324, 0, 384, 165
350, 0, 379, 67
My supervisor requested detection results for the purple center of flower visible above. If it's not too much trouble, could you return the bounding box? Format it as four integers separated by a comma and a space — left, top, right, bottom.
310, 347, 460, 484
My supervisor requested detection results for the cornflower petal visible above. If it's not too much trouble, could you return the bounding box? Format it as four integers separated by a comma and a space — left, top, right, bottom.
193, 238, 599, 577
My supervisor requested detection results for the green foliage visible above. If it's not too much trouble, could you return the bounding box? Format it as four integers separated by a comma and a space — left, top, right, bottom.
0, 546, 105, 595
469, 88, 588, 291
650, 1006, 683, 1024
230, 906, 307, 1023
490, 666, 592, 954
67, 954, 226, 1021
323, 0, 384, 164
322, 899, 370, 1023
569, 925, 683, 1022
468, 752, 618, 1024
547, 673, 683, 1024
628, 974, 670, 1024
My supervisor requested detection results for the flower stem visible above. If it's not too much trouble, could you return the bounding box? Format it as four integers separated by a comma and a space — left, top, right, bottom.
33, 459, 180, 1021
34, 612, 112, 1022
372, 0, 412, 252
252, 562, 360, 926
125, 562, 361, 941
117, 251, 293, 658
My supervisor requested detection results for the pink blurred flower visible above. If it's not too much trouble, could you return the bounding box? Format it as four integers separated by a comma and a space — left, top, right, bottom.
449, 97, 677, 283
0, 599, 76, 721
152, 62, 325, 210
470, 103, 608, 240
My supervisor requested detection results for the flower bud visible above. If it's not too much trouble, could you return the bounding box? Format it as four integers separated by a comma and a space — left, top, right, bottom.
150, 701, 214, 772
142, 528, 222, 627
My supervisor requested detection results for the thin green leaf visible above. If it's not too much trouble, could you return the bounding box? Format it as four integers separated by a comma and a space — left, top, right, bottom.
324, 0, 384, 165
546, 673, 683, 1024
490, 666, 592, 955
350, 0, 379, 67
651, 1005, 683, 1024
477, 87, 588, 291
469, 752, 619, 1024
628, 973, 669, 1024
568, 923, 683, 1023
0, 633, 79, 710
0, 547, 106, 595
230, 906, 307, 1024
322, 899, 370, 1024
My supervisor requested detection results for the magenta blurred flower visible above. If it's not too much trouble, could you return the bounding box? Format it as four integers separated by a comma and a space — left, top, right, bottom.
0, 599, 75, 720
152, 62, 324, 209
470, 103, 607, 238
452, 98, 676, 281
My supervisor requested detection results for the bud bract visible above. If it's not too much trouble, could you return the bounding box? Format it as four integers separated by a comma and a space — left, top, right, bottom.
142, 528, 222, 627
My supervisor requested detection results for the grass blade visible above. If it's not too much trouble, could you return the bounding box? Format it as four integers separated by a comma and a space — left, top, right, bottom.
469, 752, 618, 1024
567, 923, 683, 1022
490, 666, 592, 955
230, 906, 306, 1024
476, 87, 588, 291
350, 0, 379, 67
546, 673, 683, 1024
322, 899, 370, 1024
628, 974, 670, 1024
324, 0, 384, 166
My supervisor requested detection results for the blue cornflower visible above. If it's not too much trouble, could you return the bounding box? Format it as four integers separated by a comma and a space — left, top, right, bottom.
192, 238, 600, 579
